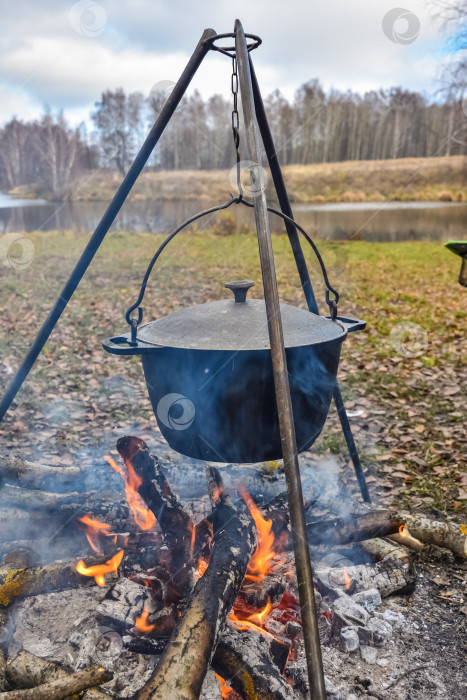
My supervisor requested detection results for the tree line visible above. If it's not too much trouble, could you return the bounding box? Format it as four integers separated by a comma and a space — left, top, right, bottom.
0, 81, 466, 199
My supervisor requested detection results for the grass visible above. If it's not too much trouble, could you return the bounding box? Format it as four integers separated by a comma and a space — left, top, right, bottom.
9, 155, 467, 204
0, 223, 465, 514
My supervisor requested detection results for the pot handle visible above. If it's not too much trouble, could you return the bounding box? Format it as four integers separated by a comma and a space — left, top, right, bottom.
102, 335, 160, 355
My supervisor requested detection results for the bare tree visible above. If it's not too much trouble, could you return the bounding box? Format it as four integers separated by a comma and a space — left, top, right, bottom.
31, 114, 82, 199
92, 88, 145, 175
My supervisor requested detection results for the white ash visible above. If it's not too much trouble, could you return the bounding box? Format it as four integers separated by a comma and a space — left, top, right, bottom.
5, 584, 160, 698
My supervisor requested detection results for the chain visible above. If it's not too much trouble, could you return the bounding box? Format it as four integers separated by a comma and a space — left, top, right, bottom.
231, 55, 243, 198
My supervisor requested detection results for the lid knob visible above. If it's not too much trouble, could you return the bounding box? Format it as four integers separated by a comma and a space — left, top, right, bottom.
224, 279, 254, 303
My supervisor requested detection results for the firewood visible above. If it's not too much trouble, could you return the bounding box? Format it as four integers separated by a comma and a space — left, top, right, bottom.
316, 538, 416, 597
5, 652, 111, 699
0, 651, 6, 692
0, 508, 71, 544
116, 436, 194, 597
0, 456, 83, 492
0, 485, 88, 511
402, 513, 467, 559
359, 537, 413, 563
0, 665, 112, 699
306, 510, 406, 546
0, 499, 129, 545
0, 555, 112, 607
387, 529, 424, 550
136, 467, 256, 700
211, 623, 294, 700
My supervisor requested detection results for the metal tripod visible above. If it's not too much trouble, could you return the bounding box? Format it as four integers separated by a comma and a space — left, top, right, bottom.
0, 21, 372, 699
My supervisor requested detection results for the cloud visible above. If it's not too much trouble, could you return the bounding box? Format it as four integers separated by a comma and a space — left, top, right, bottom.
0, 0, 449, 126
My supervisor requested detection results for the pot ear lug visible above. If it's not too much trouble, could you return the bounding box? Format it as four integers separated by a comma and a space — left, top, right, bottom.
325, 316, 366, 333
102, 335, 159, 355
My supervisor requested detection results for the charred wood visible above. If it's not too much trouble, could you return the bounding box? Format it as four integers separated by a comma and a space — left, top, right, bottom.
136, 467, 256, 700
0, 555, 115, 607
306, 510, 406, 546
0, 665, 112, 700
117, 436, 194, 597
0, 651, 6, 693
211, 623, 294, 700
0, 456, 83, 493
316, 538, 416, 598
5, 652, 111, 700
0, 485, 88, 511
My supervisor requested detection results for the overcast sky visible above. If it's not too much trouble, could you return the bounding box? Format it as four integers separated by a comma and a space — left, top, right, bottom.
0, 0, 454, 127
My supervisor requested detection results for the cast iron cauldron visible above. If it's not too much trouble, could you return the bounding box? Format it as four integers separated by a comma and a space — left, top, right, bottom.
103, 280, 365, 463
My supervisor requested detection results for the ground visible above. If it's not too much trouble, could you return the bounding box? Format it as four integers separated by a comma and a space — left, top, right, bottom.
1, 226, 465, 515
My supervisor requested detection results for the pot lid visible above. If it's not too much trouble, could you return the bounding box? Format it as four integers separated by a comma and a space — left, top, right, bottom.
135, 280, 346, 351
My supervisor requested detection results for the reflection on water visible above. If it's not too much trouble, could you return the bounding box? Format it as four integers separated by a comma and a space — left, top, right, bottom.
0, 192, 466, 242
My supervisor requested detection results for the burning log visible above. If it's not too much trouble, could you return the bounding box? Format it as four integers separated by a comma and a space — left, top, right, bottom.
0, 555, 118, 607
306, 510, 406, 546
315, 537, 416, 598
387, 528, 424, 550
0, 665, 112, 700
137, 466, 256, 700
116, 436, 194, 597
0, 500, 129, 545
211, 623, 294, 700
402, 513, 467, 559
0, 456, 83, 492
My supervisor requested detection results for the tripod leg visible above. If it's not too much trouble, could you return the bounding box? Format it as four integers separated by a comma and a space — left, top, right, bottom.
249, 56, 371, 504
236, 21, 326, 700
0, 28, 217, 423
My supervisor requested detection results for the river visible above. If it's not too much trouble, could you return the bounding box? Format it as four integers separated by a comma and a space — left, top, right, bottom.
0, 191, 466, 242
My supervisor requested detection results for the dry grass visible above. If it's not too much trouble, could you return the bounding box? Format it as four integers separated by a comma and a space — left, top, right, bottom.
11, 156, 467, 204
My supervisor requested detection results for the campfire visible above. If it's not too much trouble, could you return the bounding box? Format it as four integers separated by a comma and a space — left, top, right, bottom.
1, 438, 465, 699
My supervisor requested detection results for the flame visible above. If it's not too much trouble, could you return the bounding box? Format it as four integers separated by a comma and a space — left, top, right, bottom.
229, 598, 275, 640
105, 455, 156, 531
228, 611, 275, 640
190, 523, 196, 560
195, 556, 209, 579
343, 571, 352, 590
399, 525, 408, 537
76, 550, 124, 587
135, 606, 155, 634
211, 486, 223, 504
240, 488, 275, 582
246, 598, 272, 626
78, 514, 111, 554
215, 674, 233, 699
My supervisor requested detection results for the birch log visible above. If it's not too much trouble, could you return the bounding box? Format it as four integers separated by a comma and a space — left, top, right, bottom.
136, 466, 256, 700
